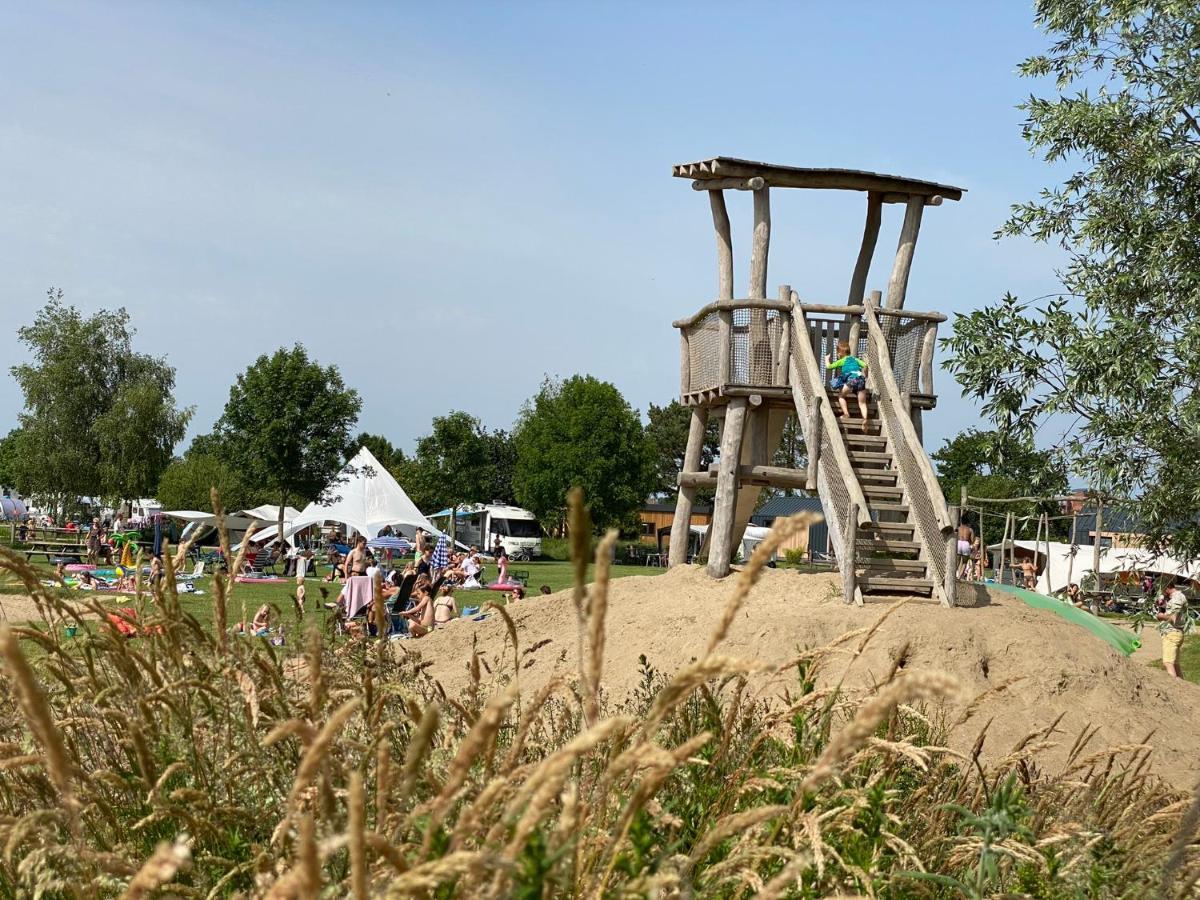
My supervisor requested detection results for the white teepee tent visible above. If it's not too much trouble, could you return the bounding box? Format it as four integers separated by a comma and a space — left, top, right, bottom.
283, 447, 440, 540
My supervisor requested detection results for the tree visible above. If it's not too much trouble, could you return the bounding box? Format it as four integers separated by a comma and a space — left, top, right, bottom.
644, 401, 720, 497
943, 2, 1200, 554
932, 428, 1069, 539
407, 412, 497, 522
513, 376, 654, 531
0, 429, 20, 492
214, 345, 359, 540
349, 432, 402, 470
157, 454, 255, 512
10, 290, 192, 513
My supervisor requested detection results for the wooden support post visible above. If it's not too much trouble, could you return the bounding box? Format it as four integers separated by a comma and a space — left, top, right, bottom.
1033, 512, 1045, 592
774, 284, 792, 385
848, 191, 883, 308
944, 507, 959, 607
1007, 512, 1016, 579
843, 500, 858, 605
1092, 502, 1104, 591
884, 195, 925, 309
669, 407, 709, 568
805, 396, 822, 491
748, 186, 772, 383
1065, 511, 1078, 588
679, 331, 691, 395
919, 322, 937, 394
977, 498, 985, 580
709, 190, 733, 301
707, 398, 748, 578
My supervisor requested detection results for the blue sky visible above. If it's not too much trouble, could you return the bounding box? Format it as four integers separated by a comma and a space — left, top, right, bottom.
0, 1, 1068, 457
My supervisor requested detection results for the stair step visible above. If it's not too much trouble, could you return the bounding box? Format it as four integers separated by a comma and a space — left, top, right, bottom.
862, 484, 904, 499
862, 521, 916, 535
855, 470, 898, 486
863, 538, 922, 553
859, 575, 934, 595
849, 450, 894, 464
868, 502, 909, 515
859, 558, 929, 573
843, 433, 888, 448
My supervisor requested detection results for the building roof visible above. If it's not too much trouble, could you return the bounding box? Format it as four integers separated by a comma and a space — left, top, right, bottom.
752, 494, 825, 520
673, 157, 964, 201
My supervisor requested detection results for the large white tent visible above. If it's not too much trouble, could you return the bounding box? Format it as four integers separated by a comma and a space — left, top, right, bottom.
990, 539, 1200, 594
282, 446, 441, 541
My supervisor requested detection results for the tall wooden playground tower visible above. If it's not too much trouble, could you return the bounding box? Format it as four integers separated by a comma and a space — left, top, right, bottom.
667, 157, 965, 606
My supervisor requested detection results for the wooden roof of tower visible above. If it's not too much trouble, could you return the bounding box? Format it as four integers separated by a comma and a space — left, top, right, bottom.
674, 157, 964, 203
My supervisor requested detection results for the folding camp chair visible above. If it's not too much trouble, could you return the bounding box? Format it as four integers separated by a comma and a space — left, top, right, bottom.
387, 573, 418, 636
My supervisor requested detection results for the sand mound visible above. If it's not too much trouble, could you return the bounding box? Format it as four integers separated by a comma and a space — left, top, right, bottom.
410, 565, 1200, 790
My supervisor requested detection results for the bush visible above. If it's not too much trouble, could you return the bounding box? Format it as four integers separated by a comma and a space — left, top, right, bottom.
0, 506, 1195, 896
783, 548, 807, 566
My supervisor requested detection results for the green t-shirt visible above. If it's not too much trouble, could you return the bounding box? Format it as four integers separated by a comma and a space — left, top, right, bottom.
828, 355, 865, 378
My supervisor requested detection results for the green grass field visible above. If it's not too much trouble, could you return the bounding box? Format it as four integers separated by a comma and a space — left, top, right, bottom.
1, 551, 665, 641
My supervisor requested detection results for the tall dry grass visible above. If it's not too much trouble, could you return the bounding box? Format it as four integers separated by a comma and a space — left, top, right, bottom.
0, 493, 1196, 897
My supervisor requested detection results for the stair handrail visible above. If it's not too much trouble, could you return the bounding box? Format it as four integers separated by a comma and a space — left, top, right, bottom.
862, 298, 955, 604
788, 295, 872, 531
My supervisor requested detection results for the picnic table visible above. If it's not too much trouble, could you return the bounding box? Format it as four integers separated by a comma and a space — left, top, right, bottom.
23, 540, 88, 562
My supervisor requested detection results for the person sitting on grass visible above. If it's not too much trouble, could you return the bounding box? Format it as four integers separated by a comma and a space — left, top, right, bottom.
402, 585, 435, 637
824, 340, 869, 426
434, 584, 458, 626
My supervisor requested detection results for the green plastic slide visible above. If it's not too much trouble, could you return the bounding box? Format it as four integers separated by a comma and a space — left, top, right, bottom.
986, 582, 1141, 656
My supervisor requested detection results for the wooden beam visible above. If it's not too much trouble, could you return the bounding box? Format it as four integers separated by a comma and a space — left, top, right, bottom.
718, 310, 732, 386
691, 176, 765, 192
881, 192, 943, 206
1065, 511, 1077, 587
679, 331, 691, 395
843, 500, 858, 605
669, 407, 709, 567
672, 298, 791, 330
919, 322, 937, 394
797, 302, 947, 322
1092, 503, 1103, 587
774, 284, 792, 385
707, 398, 748, 578
805, 396, 822, 491
709, 190, 734, 302
943, 513, 958, 608
847, 191, 883, 307
676, 159, 964, 201
885, 195, 925, 309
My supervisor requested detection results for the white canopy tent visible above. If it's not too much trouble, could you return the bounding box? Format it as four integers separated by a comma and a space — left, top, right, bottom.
989, 539, 1200, 594
281, 447, 443, 542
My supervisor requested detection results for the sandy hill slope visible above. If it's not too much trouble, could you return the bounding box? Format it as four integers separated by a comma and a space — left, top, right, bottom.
409, 565, 1200, 790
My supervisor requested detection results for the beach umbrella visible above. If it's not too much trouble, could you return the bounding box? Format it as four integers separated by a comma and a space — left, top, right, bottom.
431, 534, 449, 569
368, 536, 412, 552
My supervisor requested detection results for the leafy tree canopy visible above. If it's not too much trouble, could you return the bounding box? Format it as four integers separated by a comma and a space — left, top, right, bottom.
0, 429, 21, 492
10, 290, 191, 507
514, 376, 654, 531
943, 1, 1200, 554
213, 345, 359, 535
156, 454, 258, 513
644, 401, 719, 497
401, 412, 509, 514
933, 428, 1069, 538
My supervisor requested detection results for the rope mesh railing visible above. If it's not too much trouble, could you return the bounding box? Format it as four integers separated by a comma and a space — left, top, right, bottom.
803, 312, 925, 395
685, 312, 721, 393
789, 318, 851, 567
864, 306, 950, 597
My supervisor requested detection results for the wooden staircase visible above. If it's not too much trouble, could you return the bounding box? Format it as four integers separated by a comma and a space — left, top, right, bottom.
829, 391, 935, 597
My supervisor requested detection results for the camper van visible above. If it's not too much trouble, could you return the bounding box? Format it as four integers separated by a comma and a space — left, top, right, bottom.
429, 503, 543, 559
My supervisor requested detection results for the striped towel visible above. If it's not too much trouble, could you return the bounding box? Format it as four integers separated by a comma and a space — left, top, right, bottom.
432, 535, 449, 570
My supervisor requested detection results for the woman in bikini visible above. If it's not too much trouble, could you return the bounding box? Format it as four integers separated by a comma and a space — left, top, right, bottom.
402, 586, 435, 637
433, 584, 458, 626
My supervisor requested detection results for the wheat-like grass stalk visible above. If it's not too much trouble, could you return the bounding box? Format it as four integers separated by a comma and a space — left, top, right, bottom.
586, 528, 618, 725
274, 698, 361, 843
375, 736, 391, 833
348, 770, 367, 899
396, 702, 440, 824
705, 513, 818, 657
797, 671, 960, 798
0, 625, 78, 834
120, 835, 191, 899
383, 850, 489, 896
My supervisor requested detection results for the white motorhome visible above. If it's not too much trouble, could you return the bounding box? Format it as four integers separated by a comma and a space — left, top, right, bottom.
429, 502, 543, 558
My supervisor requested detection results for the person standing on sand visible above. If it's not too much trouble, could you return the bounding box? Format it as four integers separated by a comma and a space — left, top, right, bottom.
1156, 584, 1191, 679
956, 520, 975, 579
1020, 557, 1037, 590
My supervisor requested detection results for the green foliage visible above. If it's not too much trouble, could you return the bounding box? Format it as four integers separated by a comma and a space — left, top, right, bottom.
349, 431, 403, 470
9, 290, 192, 506
933, 428, 1069, 537
0, 429, 20, 490
643, 400, 719, 497
401, 412, 511, 514
213, 345, 359, 529
156, 454, 257, 512
943, 1, 1200, 555
513, 376, 654, 531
